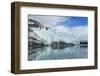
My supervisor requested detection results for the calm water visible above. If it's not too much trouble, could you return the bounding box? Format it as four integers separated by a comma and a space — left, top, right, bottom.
28, 46, 88, 61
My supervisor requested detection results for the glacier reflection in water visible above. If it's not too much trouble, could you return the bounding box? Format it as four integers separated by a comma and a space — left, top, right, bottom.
28, 46, 88, 61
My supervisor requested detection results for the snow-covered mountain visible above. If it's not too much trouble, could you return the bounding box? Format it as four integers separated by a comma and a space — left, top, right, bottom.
28, 19, 80, 46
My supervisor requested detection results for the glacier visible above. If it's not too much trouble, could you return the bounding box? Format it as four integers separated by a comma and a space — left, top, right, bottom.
28, 19, 80, 46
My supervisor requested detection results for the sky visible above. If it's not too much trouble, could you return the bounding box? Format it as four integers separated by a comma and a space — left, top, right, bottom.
28, 15, 88, 41
57, 17, 88, 27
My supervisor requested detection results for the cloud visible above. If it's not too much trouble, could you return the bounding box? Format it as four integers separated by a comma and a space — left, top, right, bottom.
53, 26, 88, 41
53, 26, 69, 32
71, 26, 88, 41
28, 15, 67, 28
28, 15, 71, 28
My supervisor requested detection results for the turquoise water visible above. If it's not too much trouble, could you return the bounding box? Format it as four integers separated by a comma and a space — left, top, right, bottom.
28, 46, 88, 61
